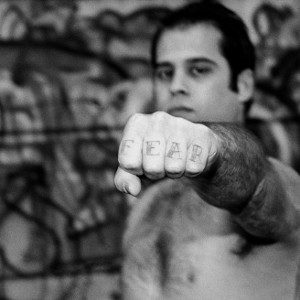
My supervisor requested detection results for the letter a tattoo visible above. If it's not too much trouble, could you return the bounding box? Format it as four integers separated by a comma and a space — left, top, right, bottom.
167, 142, 182, 159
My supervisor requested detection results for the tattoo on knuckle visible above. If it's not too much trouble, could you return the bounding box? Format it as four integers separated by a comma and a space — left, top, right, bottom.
189, 144, 202, 162
166, 142, 182, 159
120, 139, 134, 154
145, 140, 161, 156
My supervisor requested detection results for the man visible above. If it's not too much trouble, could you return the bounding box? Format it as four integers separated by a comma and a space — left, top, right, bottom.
114, 2, 300, 299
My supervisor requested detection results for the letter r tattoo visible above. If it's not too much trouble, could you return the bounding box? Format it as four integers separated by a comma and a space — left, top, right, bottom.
190, 144, 202, 162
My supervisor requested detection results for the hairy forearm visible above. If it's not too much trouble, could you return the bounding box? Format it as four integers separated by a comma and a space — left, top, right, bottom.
192, 123, 266, 211
234, 162, 299, 240
192, 123, 299, 240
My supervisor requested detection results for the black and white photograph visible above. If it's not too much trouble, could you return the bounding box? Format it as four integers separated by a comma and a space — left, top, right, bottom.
0, 0, 299, 299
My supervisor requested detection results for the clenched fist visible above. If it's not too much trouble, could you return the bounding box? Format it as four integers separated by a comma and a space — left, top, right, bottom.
114, 112, 220, 196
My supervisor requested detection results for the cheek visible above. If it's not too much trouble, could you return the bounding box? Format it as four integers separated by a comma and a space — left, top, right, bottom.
192, 86, 239, 121
192, 83, 226, 107
154, 84, 169, 109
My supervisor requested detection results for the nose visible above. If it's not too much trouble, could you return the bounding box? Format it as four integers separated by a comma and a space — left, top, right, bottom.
170, 70, 188, 95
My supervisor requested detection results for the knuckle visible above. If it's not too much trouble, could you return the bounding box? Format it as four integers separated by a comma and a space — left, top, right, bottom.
143, 163, 164, 174
118, 157, 140, 171
199, 123, 210, 135
151, 111, 169, 124
165, 163, 184, 174
144, 171, 165, 180
127, 113, 144, 124
167, 172, 183, 179
185, 170, 200, 178
186, 162, 204, 174
126, 113, 147, 128
123, 113, 149, 137
152, 111, 167, 118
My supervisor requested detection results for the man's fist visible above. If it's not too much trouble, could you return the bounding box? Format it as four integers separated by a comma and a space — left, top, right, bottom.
114, 112, 220, 196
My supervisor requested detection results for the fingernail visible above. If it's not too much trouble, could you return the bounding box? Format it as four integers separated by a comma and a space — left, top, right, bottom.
123, 183, 130, 194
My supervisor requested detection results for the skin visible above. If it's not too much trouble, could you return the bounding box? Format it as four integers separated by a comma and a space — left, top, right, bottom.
153, 24, 247, 123
114, 23, 300, 300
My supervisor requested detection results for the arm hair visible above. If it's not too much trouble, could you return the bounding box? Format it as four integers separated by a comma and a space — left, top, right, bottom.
191, 123, 300, 241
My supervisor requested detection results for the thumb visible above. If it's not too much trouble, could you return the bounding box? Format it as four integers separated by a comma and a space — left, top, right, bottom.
114, 167, 142, 197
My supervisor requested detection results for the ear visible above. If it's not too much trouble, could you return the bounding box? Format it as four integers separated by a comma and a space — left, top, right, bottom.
237, 69, 254, 104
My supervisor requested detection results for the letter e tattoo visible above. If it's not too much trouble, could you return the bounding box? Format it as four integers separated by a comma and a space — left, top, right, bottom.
190, 144, 202, 162
146, 141, 160, 156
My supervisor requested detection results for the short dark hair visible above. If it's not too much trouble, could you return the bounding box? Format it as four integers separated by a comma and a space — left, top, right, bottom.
151, 1, 256, 94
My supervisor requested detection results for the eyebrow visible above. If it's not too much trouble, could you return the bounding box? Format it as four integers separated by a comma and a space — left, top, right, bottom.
154, 62, 172, 69
154, 57, 218, 69
187, 58, 217, 66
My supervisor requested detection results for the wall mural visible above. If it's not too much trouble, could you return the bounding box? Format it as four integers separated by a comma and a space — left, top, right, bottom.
0, 0, 299, 299
249, 1, 300, 171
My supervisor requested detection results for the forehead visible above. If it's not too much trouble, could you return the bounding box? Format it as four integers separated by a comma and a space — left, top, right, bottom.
156, 23, 225, 63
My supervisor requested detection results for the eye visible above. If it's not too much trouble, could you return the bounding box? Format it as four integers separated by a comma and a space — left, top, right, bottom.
189, 66, 210, 77
155, 67, 173, 82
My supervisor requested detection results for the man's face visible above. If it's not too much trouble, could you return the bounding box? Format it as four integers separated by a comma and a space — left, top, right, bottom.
154, 24, 244, 123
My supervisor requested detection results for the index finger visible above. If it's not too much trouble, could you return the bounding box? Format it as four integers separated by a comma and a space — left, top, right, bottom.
118, 113, 148, 175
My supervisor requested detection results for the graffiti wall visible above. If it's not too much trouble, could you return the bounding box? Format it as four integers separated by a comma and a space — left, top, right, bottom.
0, 0, 299, 299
